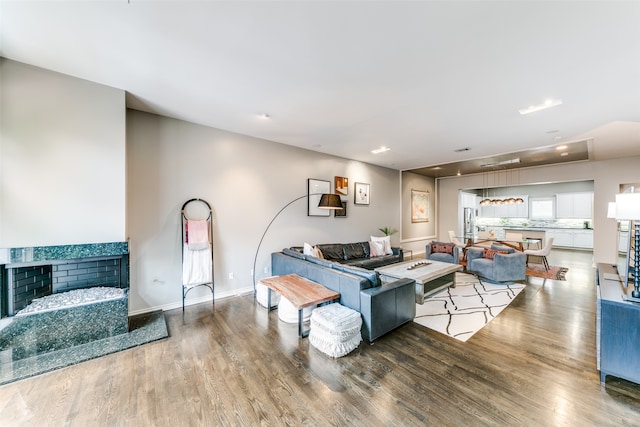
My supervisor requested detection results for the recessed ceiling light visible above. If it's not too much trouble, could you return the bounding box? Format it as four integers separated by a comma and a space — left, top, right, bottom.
560, 152, 569, 157
556, 145, 568, 150
518, 99, 562, 115
371, 147, 390, 154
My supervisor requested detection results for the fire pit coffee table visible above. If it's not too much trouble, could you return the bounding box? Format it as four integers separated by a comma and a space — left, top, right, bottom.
376, 259, 462, 304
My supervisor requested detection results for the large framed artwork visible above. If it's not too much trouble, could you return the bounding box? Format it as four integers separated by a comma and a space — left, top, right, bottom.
308, 178, 331, 216
335, 176, 349, 196
354, 182, 370, 205
411, 189, 429, 222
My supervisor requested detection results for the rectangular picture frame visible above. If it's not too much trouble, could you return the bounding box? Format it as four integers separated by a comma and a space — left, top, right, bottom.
411, 189, 430, 222
308, 178, 331, 216
354, 182, 370, 205
335, 201, 348, 217
335, 176, 349, 196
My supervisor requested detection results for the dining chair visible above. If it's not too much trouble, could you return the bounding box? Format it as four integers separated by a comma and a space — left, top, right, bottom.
524, 237, 554, 271
505, 232, 523, 242
476, 231, 493, 248
448, 230, 467, 260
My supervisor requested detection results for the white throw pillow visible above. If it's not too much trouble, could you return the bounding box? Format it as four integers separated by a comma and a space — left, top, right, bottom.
303, 242, 316, 257
370, 235, 393, 255
369, 240, 386, 257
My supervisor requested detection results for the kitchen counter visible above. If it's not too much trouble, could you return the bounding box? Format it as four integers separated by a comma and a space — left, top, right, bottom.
491, 226, 593, 230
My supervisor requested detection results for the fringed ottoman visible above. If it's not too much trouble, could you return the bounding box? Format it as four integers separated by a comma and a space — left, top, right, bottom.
309, 303, 362, 357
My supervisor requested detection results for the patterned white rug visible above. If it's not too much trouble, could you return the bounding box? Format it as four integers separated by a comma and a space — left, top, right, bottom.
414, 272, 525, 342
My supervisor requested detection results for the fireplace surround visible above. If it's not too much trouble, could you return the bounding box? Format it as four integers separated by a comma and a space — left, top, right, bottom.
1, 242, 129, 317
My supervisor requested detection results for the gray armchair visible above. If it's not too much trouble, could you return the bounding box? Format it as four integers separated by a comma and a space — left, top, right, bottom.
425, 241, 459, 264
466, 245, 526, 283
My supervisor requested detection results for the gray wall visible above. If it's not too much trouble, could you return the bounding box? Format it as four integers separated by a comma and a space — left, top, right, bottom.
400, 171, 436, 255
0, 59, 126, 247
126, 110, 401, 313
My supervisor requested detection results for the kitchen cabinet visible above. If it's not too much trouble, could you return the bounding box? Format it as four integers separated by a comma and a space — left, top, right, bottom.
553, 230, 574, 247
556, 192, 593, 219
550, 229, 593, 249
574, 230, 594, 248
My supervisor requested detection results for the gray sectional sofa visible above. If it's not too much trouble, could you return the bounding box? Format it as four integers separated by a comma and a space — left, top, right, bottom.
271, 248, 415, 342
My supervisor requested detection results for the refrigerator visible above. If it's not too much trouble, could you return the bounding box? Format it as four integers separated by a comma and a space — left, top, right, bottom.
463, 207, 476, 240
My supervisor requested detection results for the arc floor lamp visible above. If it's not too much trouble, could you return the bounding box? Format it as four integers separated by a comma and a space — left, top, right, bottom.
252, 193, 343, 293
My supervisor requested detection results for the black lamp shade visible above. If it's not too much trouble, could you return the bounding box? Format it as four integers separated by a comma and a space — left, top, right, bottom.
317, 194, 343, 209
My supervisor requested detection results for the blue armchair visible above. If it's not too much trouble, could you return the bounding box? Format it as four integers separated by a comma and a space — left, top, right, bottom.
425, 241, 459, 264
466, 245, 526, 283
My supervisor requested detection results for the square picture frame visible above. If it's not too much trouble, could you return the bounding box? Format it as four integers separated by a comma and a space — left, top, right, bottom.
307, 178, 331, 216
335, 201, 348, 217
411, 189, 430, 222
335, 176, 349, 196
354, 182, 370, 205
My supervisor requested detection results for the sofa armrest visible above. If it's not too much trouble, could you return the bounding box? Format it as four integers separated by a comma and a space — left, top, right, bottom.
359, 278, 416, 341
493, 251, 526, 268
392, 247, 404, 262
467, 247, 484, 263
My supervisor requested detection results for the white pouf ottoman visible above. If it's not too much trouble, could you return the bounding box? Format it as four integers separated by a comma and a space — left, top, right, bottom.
309, 303, 362, 358
255, 280, 280, 308
278, 297, 315, 323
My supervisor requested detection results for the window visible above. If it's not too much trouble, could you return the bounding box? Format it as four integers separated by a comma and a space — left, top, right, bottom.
530, 197, 555, 219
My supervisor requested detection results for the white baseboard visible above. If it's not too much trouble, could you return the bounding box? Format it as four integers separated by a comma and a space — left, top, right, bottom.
128, 285, 254, 317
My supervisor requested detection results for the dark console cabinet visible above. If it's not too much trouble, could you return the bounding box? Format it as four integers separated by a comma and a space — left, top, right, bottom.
597, 263, 640, 384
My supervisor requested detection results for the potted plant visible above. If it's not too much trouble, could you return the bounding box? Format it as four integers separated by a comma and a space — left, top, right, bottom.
378, 227, 398, 236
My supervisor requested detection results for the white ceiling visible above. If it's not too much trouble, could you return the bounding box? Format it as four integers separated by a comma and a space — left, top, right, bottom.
2, 1, 640, 172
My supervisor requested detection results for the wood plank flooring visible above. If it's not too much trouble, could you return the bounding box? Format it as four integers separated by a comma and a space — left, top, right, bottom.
1, 249, 640, 426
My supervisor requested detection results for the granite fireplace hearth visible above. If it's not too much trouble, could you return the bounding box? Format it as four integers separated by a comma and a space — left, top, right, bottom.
0, 242, 168, 385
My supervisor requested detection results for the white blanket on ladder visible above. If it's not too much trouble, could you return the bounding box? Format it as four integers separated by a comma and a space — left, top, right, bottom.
182, 243, 213, 286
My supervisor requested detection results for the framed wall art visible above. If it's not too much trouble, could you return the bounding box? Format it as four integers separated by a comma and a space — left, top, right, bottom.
335, 176, 349, 196
411, 189, 429, 222
354, 182, 370, 205
335, 201, 348, 217
307, 178, 331, 216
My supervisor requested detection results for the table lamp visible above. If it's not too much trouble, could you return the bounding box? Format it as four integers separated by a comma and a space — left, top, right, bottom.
616, 193, 640, 300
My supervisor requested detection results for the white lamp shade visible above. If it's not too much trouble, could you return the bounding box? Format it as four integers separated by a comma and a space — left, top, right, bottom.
607, 202, 617, 219
615, 193, 640, 220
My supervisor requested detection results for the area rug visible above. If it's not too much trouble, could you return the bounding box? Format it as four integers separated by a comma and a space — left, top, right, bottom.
414, 273, 525, 342
526, 264, 568, 280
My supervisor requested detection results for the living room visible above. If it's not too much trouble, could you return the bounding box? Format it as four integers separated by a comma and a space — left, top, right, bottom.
2, 1, 640, 425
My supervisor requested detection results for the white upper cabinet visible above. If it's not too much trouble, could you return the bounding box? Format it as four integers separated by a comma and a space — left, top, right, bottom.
556, 192, 593, 219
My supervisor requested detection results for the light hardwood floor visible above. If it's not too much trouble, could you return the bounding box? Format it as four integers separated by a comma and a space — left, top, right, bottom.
1, 249, 639, 426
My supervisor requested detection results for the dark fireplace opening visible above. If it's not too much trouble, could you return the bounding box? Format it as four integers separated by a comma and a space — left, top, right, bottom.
6, 255, 128, 315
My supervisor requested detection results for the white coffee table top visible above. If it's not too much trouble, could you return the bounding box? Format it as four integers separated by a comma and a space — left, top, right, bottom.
375, 259, 462, 284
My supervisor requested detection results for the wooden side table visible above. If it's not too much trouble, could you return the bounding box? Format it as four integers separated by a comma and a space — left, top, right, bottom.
259, 274, 340, 337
